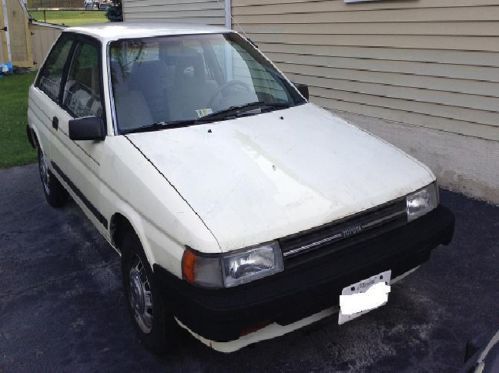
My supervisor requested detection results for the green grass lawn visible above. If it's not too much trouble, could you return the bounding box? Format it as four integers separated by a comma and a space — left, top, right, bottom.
0, 72, 38, 169
29, 10, 108, 26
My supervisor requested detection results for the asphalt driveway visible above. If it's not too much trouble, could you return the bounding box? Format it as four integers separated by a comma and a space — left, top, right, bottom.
1, 164, 498, 372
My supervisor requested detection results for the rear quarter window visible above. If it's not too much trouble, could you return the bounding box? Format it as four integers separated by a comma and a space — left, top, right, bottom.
37, 35, 74, 102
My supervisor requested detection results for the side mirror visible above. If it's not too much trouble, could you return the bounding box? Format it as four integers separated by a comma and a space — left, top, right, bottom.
294, 82, 309, 100
69, 116, 106, 141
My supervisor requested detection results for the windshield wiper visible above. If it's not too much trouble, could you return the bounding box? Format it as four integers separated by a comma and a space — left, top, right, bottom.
201, 101, 290, 121
122, 102, 291, 134
122, 119, 206, 134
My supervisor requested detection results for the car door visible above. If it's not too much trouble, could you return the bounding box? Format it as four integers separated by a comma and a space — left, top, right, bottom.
49, 35, 110, 238
31, 33, 75, 166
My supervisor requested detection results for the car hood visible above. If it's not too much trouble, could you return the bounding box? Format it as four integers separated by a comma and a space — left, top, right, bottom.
126, 103, 434, 252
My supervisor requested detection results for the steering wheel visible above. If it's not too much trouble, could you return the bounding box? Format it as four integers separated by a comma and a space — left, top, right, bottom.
208, 80, 251, 108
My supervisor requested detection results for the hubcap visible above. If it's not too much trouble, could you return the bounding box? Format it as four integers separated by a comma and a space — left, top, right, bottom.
128, 257, 154, 334
38, 151, 50, 195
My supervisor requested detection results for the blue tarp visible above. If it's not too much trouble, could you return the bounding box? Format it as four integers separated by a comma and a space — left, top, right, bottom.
0, 62, 13, 75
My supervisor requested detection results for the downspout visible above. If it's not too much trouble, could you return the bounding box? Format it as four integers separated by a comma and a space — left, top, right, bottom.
224, 0, 231, 29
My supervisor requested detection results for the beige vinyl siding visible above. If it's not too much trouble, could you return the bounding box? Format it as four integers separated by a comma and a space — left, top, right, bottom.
123, 0, 225, 25
232, 0, 499, 141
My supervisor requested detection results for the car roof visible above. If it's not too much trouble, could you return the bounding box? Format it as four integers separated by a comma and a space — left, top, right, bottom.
64, 22, 231, 43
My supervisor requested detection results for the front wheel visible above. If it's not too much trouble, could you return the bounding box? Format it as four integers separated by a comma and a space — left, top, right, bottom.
121, 230, 178, 354
38, 148, 68, 208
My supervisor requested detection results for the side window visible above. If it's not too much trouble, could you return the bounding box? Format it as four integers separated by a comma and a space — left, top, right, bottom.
37, 35, 73, 102
63, 41, 103, 118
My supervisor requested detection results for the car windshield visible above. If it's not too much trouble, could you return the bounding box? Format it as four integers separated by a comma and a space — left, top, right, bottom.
109, 32, 306, 134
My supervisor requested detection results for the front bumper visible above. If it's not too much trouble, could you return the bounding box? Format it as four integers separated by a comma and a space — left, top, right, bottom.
154, 205, 455, 342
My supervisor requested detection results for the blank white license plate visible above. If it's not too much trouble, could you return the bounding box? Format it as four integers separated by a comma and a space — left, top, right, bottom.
338, 270, 391, 325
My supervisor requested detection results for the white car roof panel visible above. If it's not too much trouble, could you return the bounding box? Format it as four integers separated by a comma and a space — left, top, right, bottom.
64, 22, 230, 43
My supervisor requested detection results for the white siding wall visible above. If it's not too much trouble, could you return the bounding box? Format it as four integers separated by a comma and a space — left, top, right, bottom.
120, 0, 499, 201
232, 0, 499, 142
123, 0, 226, 25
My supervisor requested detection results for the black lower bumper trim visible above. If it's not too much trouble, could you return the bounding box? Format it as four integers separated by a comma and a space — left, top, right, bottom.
154, 205, 455, 342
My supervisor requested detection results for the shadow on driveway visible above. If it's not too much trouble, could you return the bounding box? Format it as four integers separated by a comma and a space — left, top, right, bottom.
1, 164, 498, 372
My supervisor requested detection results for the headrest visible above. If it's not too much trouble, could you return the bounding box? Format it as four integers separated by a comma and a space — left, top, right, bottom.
173, 51, 206, 82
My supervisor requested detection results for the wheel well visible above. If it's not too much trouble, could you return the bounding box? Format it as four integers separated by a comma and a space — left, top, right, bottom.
27, 127, 38, 149
110, 213, 135, 254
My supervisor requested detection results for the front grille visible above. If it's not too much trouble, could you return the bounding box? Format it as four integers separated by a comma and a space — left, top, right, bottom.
279, 198, 407, 267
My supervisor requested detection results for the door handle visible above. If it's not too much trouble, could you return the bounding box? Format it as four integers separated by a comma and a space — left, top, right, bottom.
52, 116, 59, 130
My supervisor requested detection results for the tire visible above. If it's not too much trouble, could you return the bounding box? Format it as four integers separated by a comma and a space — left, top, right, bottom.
38, 148, 68, 208
121, 230, 178, 354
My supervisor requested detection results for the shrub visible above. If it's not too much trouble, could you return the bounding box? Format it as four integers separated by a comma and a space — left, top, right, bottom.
106, 0, 122, 22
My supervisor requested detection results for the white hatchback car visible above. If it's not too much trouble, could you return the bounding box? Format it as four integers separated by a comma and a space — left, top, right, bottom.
27, 23, 455, 353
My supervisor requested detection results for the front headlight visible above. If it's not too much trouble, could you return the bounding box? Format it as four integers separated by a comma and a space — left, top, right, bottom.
182, 241, 284, 288
406, 182, 439, 222
222, 241, 283, 287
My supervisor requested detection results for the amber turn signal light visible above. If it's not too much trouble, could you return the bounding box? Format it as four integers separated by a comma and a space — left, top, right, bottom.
182, 247, 197, 284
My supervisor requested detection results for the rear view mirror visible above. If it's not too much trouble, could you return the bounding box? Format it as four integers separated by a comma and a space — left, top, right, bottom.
294, 82, 309, 100
69, 116, 106, 141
